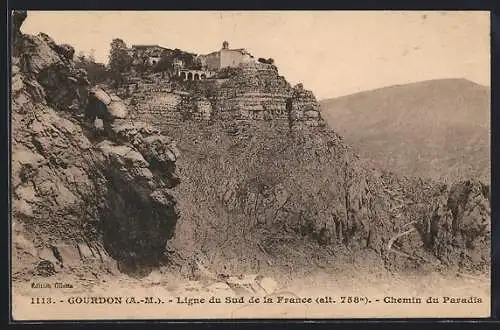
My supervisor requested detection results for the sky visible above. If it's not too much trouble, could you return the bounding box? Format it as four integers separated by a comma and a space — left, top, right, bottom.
20, 11, 490, 99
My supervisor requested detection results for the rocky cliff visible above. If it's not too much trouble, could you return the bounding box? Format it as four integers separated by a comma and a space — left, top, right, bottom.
11, 11, 490, 283
11, 11, 179, 279
127, 63, 323, 131
122, 56, 490, 277
162, 120, 489, 278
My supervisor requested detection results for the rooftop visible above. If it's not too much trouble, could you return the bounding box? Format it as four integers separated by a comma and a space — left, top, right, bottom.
201, 47, 252, 57
132, 45, 168, 49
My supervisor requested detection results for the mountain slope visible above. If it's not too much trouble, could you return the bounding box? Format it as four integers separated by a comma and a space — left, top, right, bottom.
320, 79, 490, 182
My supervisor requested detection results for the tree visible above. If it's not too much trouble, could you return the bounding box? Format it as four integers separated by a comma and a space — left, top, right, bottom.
108, 38, 133, 85
258, 57, 275, 65
153, 54, 173, 73
172, 49, 197, 69
75, 58, 110, 86
152, 49, 199, 73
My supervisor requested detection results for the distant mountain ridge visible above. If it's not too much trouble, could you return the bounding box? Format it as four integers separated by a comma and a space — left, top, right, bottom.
320, 78, 490, 182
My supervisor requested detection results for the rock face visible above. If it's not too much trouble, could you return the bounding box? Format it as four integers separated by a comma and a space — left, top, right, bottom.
160, 120, 489, 277
209, 64, 323, 129
128, 63, 324, 129
11, 10, 27, 52
11, 19, 179, 279
88, 88, 129, 126
427, 180, 490, 271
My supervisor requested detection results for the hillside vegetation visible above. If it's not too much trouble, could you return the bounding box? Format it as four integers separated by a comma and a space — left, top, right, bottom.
320, 79, 490, 182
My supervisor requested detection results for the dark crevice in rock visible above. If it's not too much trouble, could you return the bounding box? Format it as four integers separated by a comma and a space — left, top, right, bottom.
98, 169, 178, 277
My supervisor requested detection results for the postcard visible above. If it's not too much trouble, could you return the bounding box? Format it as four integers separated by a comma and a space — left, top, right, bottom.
10, 10, 491, 320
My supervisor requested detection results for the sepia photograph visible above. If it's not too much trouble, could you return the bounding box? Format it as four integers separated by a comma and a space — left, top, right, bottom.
10, 10, 491, 320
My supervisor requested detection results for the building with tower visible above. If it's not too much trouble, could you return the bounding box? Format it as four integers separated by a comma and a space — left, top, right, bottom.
198, 41, 255, 71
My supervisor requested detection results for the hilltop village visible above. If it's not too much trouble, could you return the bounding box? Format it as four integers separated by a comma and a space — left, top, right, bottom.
103, 40, 324, 129
125, 41, 271, 81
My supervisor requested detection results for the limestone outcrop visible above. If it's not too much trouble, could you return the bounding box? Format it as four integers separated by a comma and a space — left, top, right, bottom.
127, 62, 324, 129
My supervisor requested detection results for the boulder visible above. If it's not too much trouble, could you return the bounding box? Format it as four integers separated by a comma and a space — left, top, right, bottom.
88, 89, 129, 120
12, 74, 24, 94
107, 100, 129, 119
429, 180, 490, 268
90, 88, 112, 105
18, 33, 89, 110
37, 248, 61, 267
36, 260, 57, 277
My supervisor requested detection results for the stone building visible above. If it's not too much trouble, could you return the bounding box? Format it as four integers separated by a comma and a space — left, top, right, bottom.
198, 41, 255, 71
130, 45, 173, 66
173, 58, 184, 70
